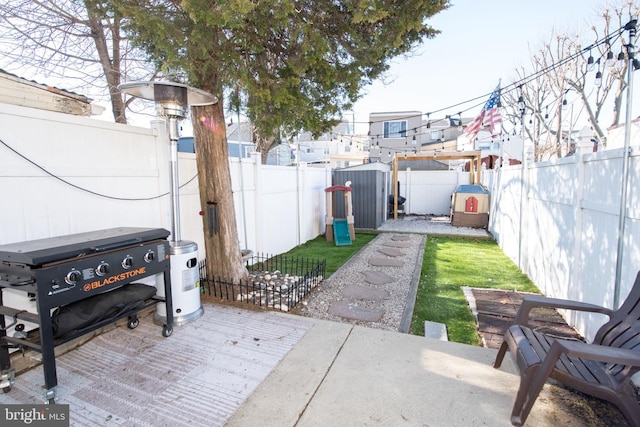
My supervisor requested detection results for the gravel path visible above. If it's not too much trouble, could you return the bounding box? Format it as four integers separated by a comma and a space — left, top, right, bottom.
378, 214, 491, 237
294, 232, 425, 332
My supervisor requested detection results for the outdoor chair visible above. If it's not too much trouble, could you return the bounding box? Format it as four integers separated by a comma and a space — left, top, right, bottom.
493, 271, 640, 426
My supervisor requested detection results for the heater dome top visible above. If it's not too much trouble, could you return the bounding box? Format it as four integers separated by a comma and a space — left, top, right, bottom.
118, 81, 218, 107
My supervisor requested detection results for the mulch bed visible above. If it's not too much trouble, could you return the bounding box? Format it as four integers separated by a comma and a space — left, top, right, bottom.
470, 288, 583, 349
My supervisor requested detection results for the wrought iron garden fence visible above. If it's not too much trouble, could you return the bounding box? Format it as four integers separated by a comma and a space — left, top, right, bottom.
199, 253, 326, 311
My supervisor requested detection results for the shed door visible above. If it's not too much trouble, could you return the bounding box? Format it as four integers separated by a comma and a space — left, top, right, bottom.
464, 196, 478, 213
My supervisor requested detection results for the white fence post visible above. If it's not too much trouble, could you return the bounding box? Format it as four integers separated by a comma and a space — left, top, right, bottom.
571, 140, 590, 299
296, 162, 306, 246
519, 145, 534, 274
406, 167, 412, 214
251, 151, 262, 254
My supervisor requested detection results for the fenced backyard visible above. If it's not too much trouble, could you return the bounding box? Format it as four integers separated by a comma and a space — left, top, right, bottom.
2, 101, 640, 341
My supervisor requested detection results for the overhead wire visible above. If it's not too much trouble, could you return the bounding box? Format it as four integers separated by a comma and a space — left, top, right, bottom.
2, 22, 631, 192
335, 23, 628, 140
0, 136, 198, 201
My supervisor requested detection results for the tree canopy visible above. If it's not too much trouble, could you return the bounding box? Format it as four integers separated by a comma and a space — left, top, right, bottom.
112, 0, 449, 281
115, 0, 449, 146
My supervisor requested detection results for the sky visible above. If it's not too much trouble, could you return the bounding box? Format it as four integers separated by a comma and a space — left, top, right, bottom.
349, 0, 631, 133
17, 0, 632, 135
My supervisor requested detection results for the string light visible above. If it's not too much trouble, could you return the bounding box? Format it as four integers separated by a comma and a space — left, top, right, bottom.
587, 49, 595, 71
327, 21, 633, 144
605, 49, 615, 68
617, 48, 626, 68
594, 58, 603, 86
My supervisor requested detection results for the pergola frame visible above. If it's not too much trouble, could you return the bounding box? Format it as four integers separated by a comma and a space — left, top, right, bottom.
391, 150, 483, 219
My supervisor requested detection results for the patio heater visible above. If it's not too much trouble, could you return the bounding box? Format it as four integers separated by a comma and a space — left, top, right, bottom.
118, 81, 217, 326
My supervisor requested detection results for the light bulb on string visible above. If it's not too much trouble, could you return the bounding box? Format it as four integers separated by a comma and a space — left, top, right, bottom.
594, 58, 602, 86
587, 50, 595, 72
605, 50, 614, 68
617, 49, 626, 68
595, 71, 602, 87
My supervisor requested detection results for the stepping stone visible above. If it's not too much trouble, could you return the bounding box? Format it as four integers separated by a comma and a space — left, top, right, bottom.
383, 241, 412, 248
341, 284, 390, 301
377, 247, 404, 257
391, 234, 410, 241
361, 270, 394, 285
328, 300, 384, 322
424, 321, 448, 341
369, 257, 404, 267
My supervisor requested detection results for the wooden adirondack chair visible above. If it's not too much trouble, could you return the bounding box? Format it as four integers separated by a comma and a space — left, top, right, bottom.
494, 271, 640, 426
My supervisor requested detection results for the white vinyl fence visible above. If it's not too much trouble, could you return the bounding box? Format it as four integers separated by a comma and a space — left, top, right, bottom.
485, 135, 640, 341
3, 101, 639, 341
0, 103, 330, 258
396, 169, 471, 216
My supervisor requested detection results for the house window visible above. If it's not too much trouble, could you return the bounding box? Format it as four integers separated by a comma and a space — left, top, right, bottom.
383, 120, 407, 138
431, 130, 440, 140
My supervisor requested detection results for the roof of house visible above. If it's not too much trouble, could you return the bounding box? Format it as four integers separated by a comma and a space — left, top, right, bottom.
369, 111, 423, 119
0, 69, 97, 116
396, 159, 449, 171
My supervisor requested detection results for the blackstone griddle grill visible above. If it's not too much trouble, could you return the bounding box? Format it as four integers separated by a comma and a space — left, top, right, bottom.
0, 227, 174, 402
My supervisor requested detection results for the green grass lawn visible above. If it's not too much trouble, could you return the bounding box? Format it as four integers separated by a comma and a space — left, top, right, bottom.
285, 232, 537, 346
284, 231, 377, 276
411, 236, 539, 345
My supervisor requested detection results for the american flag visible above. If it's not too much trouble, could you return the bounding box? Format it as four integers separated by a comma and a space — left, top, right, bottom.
464, 84, 502, 140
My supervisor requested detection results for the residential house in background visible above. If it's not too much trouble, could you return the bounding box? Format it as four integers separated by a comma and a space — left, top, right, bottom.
290, 120, 368, 168
226, 121, 256, 159
0, 69, 104, 117
177, 119, 364, 166
456, 128, 523, 167
367, 111, 469, 164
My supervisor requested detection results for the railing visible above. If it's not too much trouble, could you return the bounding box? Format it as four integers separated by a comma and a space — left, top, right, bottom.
199, 253, 326, 311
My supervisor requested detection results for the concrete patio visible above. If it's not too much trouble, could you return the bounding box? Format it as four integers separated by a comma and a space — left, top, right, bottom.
227, 311, 586, 427
1, 304, 586, 426
0, 218, 610, 425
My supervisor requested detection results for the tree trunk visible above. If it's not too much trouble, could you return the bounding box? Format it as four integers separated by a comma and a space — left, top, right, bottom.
192, 100, 248, 283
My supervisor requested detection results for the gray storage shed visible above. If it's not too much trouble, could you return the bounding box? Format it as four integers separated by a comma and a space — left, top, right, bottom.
333, 162, 390, 230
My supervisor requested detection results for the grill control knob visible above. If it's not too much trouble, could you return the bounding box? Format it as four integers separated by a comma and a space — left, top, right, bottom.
65, 270, 82, 285
144, 250, 155, 263
122, 255, 134, 269
96, 262, 110, 276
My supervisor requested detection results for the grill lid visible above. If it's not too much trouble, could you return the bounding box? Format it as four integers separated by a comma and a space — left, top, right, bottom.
0, 227, 170, 266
